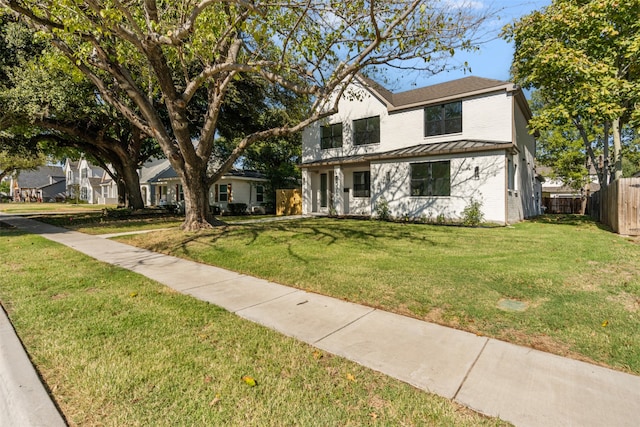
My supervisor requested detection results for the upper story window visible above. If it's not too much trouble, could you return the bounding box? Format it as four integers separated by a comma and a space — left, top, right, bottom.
353, 116, 380, 146
410, 161, 451, 196
321, 123, 343, 149
424, 101, 462, 137
80, 168, 88, 179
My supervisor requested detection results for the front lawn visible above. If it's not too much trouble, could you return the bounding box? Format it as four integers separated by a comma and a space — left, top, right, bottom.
119, 216, 640, 375
0, 229, 505, 426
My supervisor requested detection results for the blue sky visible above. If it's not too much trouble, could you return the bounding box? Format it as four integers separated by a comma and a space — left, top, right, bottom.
389, 0, 551, 92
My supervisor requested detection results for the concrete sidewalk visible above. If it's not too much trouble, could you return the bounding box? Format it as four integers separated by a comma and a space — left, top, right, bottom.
2, 214, 640, 426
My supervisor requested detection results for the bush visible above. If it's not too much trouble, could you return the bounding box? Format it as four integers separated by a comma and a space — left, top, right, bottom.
102, 207, 133, 219
462, 198, 485, 227
227, 203, 248, 215
209, 205, 221, 215
375, 197, 391, 221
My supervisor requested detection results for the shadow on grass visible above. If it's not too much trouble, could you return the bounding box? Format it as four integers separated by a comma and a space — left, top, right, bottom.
528, 214, 613, 231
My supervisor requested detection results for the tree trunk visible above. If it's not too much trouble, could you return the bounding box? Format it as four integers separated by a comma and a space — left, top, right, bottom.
117, 179, 126, 207
603, 121, 610, 186
120, 160, 144, 209
111, 159, 144, 209
180, 166, 216, 231
612, 117, 623, 181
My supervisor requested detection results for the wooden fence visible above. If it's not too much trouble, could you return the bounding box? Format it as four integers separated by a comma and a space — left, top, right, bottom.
593, 178, 640, 236
276, 188, 302, 216
542, 197, 583, 214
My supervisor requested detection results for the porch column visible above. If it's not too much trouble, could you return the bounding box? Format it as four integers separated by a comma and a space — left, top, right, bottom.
301, 168, 312, 214
333, 165, 343, 215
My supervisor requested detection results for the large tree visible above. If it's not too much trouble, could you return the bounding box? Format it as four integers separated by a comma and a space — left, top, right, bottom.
504, 0, 640, 186
0, 16, 159, 208
2, 0, 491, 230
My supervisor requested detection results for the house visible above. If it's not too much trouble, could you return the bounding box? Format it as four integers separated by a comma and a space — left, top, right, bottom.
62, 158, 114, 204
139, 158, 269, 213
9, 165, 66, 202
301, 75, 541, 224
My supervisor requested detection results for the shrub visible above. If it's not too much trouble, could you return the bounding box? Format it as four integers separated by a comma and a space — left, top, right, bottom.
375, 197, 391, 221
227, 203, 248, 215
103, 207, 132, 219
462, 198, 485, 227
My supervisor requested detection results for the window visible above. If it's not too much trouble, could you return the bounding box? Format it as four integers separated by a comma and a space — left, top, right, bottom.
353, 116, 380, 145
81, 168, 88, 179
218, 184, 228, 202
410, 161, 451, 196
80, 187, 88, 200
508, 158, 516, 190
321, 123, 343, 149
424, 101, 462, 136
353, 171, 370, 198
256, 185, 264, 203
320, 173, 328, 207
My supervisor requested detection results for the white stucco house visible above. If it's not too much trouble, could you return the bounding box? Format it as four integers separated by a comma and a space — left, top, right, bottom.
139, 158, 269, 214
301, 75, 542, 224
63, 158, 116, 204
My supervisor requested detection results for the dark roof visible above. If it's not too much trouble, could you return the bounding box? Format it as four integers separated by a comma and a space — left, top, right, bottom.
357, 75, 514, 111
140, 159, 267, 183
87, 177, 102, 188
15, 166, 64, 189
225, 170, 267, 179
302, 140, 514, 168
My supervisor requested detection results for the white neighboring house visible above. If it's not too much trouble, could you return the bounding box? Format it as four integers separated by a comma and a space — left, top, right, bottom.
63, 158, 115, 204
139, 158, 269, 213
301, 75, 542, 224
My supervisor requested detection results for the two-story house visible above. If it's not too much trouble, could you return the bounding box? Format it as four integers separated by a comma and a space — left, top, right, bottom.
63, 158, 114, 204
301, 75, 542, 224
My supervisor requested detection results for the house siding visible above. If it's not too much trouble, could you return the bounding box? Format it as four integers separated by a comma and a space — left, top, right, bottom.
372, 151, 507, 223
301, 76, 538, 224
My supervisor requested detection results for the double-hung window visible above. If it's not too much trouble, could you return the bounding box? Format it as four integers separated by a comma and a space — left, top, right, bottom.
256, 185, 264, 203
353, 171, 370, 198
410, 161, 451, 196
321, 123, 343, 149
218, 184, 228, 202
353, 116, 380, 145
424, 101, 462, 136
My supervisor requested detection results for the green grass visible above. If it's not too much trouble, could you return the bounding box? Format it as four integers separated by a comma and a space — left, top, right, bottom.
118, 215, 640, 375
0, 229, 505, 426
0, 202, 114, 213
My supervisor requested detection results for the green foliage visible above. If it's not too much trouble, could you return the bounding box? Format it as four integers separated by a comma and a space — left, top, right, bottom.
505, 0, 640, 181
461, 198, 485, 227
3, 0, 492, 229
374, 197, 391, 221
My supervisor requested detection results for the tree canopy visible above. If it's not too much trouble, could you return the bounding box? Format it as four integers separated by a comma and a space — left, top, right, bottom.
504, 0, 640, 185
2, 0, 491, 229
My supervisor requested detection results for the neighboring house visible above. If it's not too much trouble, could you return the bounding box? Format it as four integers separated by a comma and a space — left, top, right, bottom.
538, 165, 600, 214
139, 158, 269, 213
97, 169, 119, 205
9, 165, 66, 202
301, 75, 541, 224
63, 158, 109, 204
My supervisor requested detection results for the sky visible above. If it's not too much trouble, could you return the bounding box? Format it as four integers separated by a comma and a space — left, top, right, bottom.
389, 0, 552, 92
